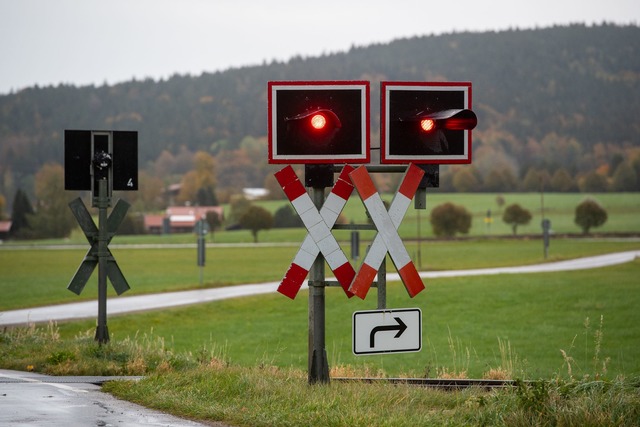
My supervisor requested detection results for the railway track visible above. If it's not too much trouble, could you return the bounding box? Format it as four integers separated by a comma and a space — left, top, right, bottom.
333, 377, 519, 389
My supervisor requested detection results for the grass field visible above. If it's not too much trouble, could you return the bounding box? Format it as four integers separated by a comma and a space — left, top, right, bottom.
2, 192, 639, 426
2, 239, 639, 310
2, 238, 639, 379
47, 258, 640, 380
264, 191, 640, 239
1, 191, 639, 379
4, 192, 639, 246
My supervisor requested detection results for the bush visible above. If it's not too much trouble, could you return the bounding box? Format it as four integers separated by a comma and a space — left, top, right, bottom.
239, 205, 273, 242
502, 204, 533, 235
273, 205, 302, 228
575, 198, 607, 234
430, 202, 472, 237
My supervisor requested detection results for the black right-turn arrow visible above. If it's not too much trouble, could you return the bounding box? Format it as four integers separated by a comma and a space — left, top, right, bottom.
369, 317, 408, 348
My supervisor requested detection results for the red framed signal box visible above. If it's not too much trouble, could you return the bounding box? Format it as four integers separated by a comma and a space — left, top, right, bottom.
268, 81, 370, 164
381, 81, 476, 164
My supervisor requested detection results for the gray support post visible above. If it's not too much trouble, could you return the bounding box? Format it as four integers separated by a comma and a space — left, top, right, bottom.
308, 186, 330, 384
95, 179, 110, 344
377, 256, 387, 310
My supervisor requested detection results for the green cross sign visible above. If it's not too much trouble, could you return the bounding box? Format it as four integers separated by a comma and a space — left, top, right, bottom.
67, 197, 131, 295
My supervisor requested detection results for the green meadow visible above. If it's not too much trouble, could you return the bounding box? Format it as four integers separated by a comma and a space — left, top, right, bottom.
264, 191, 640, 240
1, 192, 639, 379
8, 191, 639, 246
2, 239, 639, 379
43, 259, 639, 380
2, 238, 639, 310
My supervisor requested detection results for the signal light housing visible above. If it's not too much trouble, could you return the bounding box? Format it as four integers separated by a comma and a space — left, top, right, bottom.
268, 81, 370, 164
381, 82, 477, 164
64, 130, 138, 198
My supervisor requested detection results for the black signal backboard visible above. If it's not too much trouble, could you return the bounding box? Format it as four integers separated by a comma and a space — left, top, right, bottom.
64, 130, 138, 192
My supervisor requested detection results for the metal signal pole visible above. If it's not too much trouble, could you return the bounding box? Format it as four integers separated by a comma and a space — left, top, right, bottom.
308, 185, 330, 384
95, 178, 110, 344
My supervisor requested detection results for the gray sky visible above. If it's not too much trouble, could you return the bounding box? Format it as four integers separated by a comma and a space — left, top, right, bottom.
1, 0, 637, 95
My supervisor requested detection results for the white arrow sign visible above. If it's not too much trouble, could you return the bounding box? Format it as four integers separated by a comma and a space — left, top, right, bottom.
353, 308, 422, 355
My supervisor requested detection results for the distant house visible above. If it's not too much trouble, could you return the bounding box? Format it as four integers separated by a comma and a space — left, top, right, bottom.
144, 206, 224, 234
243, 188, 269, 200
143, 215, 165, 234
0, 221, 11, 240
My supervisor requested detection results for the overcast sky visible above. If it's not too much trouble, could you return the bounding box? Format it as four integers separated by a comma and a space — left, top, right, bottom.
1, 0, 637, 95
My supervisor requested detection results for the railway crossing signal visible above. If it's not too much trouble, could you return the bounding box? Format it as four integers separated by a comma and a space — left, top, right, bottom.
269, 80, 478, 384
64, 129, 137, 344
381, 81, 477, 164
348, 164, 426, 299
268, 81, 370, 164
275, 165, 356, 299
64, 130, 138, 202
67, 197, 130, 296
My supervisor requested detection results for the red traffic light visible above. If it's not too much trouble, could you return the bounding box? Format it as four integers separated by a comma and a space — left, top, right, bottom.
381, 82, 476, 164
420, 108, 477, 131
286, 109, 342, 134
268, 81, 370, 164
420, 119, 435, 132
412, 108, 477, 133
311, 114, 327, 130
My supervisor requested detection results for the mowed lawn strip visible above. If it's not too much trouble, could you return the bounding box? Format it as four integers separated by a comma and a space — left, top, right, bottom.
55, 259, 640, 379
2, 239, 639, 310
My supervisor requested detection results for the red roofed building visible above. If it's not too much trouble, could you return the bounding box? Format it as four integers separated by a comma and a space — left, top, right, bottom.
0, 221, 11, 240
144, 206, 223, 234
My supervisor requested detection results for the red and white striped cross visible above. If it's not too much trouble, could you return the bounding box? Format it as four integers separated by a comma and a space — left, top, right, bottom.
275, 165, 356, 299
348, 163, 426, 299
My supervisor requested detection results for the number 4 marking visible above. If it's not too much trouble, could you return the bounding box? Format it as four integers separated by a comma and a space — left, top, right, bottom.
127, 178, 134, 187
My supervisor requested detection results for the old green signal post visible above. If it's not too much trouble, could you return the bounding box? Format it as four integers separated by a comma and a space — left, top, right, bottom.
64, 130, 138, 343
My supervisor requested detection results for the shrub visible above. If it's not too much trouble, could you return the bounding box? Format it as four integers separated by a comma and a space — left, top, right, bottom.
430, 202, 472, 237
502, 204, 532, 235
273, 205, 302, 228
239, 205, 273, 242
574, 198, 607, 234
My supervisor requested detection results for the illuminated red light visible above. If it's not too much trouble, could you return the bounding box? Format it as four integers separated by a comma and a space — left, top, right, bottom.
420, 118, 435, 132
310, 113, 327, 130
442, 117, 477, 130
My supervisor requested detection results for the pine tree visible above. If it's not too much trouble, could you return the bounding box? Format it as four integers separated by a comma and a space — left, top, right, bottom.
9, 189, 34, 238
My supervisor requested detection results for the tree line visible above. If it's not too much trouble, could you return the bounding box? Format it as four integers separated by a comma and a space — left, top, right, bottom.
1, 23, 639, 219
3, 162, 609, 241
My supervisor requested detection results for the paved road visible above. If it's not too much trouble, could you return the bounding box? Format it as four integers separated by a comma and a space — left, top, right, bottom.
0, 369, 219, 426
1, 250, 638, 327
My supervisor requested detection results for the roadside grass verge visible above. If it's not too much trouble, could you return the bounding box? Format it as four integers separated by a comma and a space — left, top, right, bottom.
3, 258, 639, 380
46, 260, 639, 379
1, 322, 639, 426
103, 365, 640, 427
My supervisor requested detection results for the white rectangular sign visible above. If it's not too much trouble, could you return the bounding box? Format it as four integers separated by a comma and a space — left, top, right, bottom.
352, 308, 422, 355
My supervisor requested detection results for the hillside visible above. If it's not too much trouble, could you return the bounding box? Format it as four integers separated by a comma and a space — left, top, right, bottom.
1, 23, 639, 202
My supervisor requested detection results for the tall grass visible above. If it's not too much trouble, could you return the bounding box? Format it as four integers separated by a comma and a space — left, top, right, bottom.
2, 321, 638, 427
